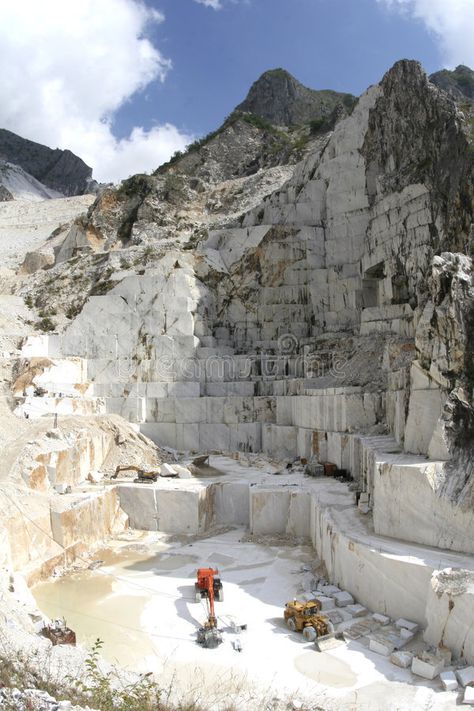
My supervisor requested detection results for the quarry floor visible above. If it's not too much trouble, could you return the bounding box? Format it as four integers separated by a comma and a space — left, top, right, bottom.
33, 528, 459, 711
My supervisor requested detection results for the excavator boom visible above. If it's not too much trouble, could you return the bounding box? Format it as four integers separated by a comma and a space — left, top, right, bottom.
195, 567, 223, 647
112, 464, 159, 482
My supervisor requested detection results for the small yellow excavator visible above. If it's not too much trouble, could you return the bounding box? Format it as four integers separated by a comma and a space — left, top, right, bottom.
284, 599, 343, 651
112, 465, 160, 483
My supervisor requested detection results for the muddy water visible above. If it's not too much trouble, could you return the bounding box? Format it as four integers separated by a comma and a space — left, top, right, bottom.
33, 550, 159, 669
294, 651, 357, 688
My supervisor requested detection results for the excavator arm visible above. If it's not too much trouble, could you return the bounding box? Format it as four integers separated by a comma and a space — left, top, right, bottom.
195, 568, 223, 648
112, 465, 159, 481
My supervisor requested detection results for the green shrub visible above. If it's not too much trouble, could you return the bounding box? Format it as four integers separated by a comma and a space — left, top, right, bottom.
66, 303, 82, 319
89, 280, 114, 296
309, 117, 326, 134
162, 173, 186, 203
35, 317, 55, 332
67, 639, 162, 711
117, 174, 154, 199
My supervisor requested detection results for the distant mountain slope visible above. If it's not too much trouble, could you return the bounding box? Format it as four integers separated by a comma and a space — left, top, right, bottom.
235, 68, 356, 126
0, 160, 63, 201
429, 65, 474, 101
0, 129, 94, 196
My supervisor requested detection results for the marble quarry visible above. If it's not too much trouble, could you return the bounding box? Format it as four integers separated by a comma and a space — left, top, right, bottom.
1, 60, 473, 705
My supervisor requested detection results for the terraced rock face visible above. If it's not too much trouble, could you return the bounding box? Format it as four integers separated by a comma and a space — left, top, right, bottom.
11, 60, 474, 556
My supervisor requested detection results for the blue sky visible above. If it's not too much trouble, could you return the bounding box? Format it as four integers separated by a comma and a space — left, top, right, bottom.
113, 0, 442, 140
1, 0, 472, 181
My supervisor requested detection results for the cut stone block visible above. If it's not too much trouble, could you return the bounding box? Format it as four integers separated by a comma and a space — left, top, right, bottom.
334, 591, 354, 607
369, 636, 395, 656
312, 595, 334, 611
440, 671, 458, 692
161, 463, 178, 477
412, 654, 445, 680
400, 628, 415, 640
394, 618, 419, 634
327, 610, 344, 625
174, 465, 193, 479
373, 613, 390, 626
457, 666, 474, 688
344, 618, 379, 639
346, 604, 367, 618
359, 492, 370, 503
319, 585, 341, 597
388, 633, 409, 650
464, 686, 474, 705
390, 651, 413, 669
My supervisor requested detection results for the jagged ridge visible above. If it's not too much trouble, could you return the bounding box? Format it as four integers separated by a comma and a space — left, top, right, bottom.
0, 128, 94, 196
235, 67, 356, 126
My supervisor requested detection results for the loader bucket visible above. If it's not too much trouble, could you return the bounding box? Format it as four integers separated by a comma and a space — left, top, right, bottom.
314, 631, 345, 652
197, 627, 223, 648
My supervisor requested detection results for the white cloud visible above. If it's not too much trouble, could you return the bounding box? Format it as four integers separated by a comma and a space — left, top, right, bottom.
377, 0, 474, 68
194, 0, 223, 8
0, 0, 192, 183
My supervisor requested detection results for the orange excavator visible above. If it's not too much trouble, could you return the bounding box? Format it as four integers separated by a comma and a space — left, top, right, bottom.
195, 567, 223, 648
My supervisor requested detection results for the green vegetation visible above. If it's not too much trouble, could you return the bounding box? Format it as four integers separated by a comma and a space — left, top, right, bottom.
66, 302, 82, 319
38, 307, 57, 318
66, 639, 163, 711
444, 66, 474, 93
182, 227, 209, 251
89, 279, 114, 296
0, 640, 201, 711
0, 635, 326, 711
154, 111, 284, 174
117, 173, 155, 199
309, 117, 327, 134
89, 266, 115, 296
142, 245, 158, 264
162, 172, 186, 203
35, 317, 55, 332
291, 135, 310, 152
23, 294, 34, 309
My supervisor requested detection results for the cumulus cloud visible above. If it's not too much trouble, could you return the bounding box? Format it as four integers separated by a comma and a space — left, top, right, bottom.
377, 0, 474, 68
194, 0, 223, 8
0, 0, 192, 183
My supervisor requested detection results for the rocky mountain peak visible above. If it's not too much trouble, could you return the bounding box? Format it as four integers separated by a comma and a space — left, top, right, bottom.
0, 128, 95, 196
429, 64, 474, 102
235, 67, 356, 126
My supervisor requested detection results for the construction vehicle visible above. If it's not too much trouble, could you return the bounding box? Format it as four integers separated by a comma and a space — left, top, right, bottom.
112, 465, 159, 483
40, 619, 76, 646
284, 599, 343, 650
195, 567, 224, 648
